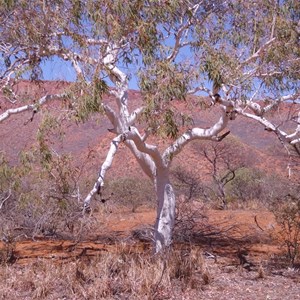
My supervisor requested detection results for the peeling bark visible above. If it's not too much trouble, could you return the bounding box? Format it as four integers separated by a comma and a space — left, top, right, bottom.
154, 170, 176, 252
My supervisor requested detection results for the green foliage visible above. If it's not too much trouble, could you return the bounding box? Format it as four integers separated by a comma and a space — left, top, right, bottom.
0, 153, 19, 195
139, 60, 191, 138
225, 167, 296, 206
0, 0, 15, 10
163, 109, 179, 139
203, 53, 224, 90
2, 86, 13, 97
203, 50, 239, 92
71, 0, 83, 25
225, 167, 264, 202
0, 147, 89, 241
68, 79, 108, 122
36, 114, 62, 166
140, 61, 188, 102
44, 154, 78, 197
1, 0, 299, 128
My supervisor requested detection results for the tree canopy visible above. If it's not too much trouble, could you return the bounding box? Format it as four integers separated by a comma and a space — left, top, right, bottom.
1, 1, 299, 125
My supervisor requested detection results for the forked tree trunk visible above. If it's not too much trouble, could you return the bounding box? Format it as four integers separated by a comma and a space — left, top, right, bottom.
153, 169, 176, 253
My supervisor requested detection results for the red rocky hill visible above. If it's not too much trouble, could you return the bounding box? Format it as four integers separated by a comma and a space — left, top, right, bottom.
0, 80, 299, 182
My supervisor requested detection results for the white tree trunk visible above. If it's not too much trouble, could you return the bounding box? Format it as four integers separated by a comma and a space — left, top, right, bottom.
153, 169, 176, 253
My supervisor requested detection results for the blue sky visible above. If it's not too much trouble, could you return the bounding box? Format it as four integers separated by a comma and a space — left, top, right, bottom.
41, 56, 141, 90
41, 58, 76, 82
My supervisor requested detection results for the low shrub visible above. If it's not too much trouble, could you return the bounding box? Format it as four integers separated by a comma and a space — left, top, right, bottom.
106, 176, 155, 212
271, 193, 300, 266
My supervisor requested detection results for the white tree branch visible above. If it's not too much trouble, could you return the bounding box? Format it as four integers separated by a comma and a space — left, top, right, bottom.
187, 84, 212, 96
239, 111, 300, 148
290, 138, 300, 145
163, 106, 230, 166
102, 103, 117, 126
128, 106, 144, 126
102, 43, 130, 120
242, 92, 300, 116
0, 58, 30, 101
125, 140, 156, 180
167, 22, 190, 62
124, 126, 164, 168
86, 38, 108, 46
0, 189, 11, 210
103, 44, 127, 85
286, 112, 300, 139
0, 93, 67, 123
240, 111, 277, 130
240, 38, 276, 67
83, 133, 125, 210
70, 56, 85, 80
1, 56, 30, 81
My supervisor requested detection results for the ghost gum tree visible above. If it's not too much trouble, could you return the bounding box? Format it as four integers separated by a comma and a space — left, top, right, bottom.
0, 0, 299, 252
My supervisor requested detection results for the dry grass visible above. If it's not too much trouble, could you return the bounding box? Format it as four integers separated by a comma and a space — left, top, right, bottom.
1, 242, 300, 300
0, 244, 210, 300
257, 264, 266, 279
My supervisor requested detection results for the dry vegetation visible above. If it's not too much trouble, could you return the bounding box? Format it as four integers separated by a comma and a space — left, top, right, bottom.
1, 185, 300, 299
1, 106, 300, 299
1, 241, 300, 300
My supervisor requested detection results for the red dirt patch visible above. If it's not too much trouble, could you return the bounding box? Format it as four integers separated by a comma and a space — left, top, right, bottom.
0, 209, 283, 264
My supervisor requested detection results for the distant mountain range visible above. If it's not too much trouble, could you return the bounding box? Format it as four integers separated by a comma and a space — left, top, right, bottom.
1, 81, 299, 182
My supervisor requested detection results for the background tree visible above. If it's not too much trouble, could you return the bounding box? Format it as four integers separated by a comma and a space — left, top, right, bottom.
197, 137, 247, 209
172, 166, 205, 202
0, 0, 299, 252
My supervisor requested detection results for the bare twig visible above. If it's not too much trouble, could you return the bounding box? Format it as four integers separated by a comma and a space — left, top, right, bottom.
0, 189, 11, 210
